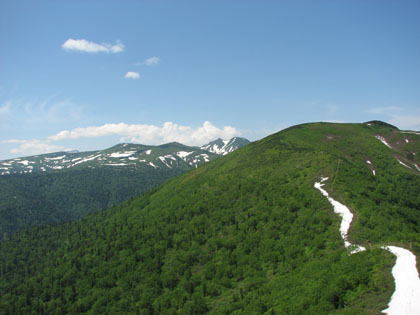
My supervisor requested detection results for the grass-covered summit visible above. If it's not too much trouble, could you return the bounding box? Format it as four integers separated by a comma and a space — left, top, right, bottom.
1, 121, 419, 314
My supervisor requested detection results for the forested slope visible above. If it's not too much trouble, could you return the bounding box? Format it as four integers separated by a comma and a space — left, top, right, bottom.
0, 121, 419, 314
0, 167, 184, 237
0, 138, 248, 236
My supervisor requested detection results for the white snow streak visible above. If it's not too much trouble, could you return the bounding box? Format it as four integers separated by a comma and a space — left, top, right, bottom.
176, 151, 194, 158
158, 156, 172, 168
397, 159, 412, 170
109, 151, 136, 158
17, 160, 30, 166
375, 136, 392, 149
314, 177, 366, 254
315, 177, 420, 313
73, 154, 101, 166
381, 246, 420, 315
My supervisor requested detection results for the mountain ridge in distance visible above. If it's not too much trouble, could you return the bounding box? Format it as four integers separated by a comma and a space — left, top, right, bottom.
0, 137, 250, 175
0, 137, 250, 236
1, 121, 419, 313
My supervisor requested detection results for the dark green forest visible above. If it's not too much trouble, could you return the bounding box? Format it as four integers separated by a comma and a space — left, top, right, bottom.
0, 167, 184, 237
0, 122, 419, 314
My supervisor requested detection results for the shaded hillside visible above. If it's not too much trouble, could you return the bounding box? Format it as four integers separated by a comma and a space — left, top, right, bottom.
0, 167, 184, 237
0, 122, 419, 314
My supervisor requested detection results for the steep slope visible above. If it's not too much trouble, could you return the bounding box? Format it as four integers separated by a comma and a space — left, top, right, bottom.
0, 122, 419, 314
0, 139, 249, 236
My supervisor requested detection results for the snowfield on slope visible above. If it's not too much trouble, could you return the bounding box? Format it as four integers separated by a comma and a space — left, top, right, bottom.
314, 177, 366, 254
375, 135, 392, 149
381, 246, 420, 315
315, 177, 420, 314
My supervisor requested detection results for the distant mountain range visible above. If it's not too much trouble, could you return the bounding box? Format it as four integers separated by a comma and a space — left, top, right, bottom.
0, 137, 250, 176
0, 137, 250, 236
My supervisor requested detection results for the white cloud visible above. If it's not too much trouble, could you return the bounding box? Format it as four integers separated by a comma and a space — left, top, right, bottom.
136, 56, 160, 66
0, 102, 11, 116
367, 106, 402, 115
124, 72, 140, 79
62, 38, 124, 53
9, 139, 68, 156
48, 121, 239, 146
4, 121, 239, 159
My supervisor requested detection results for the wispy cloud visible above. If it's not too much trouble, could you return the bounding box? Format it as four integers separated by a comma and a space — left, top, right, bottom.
136, 56, 160, 66
124, 72, 140, 79
366, 106, 420, 130
388, 115, 420, 131
47, 121, 239, 146
62, 38, 124, 54
367, 106, 402, 115
0, 102, 11, 116
7, 139, 68, 156
3, 121, 239, 158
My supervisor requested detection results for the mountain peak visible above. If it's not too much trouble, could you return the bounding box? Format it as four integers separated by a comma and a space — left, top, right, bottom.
201, 137, 250, 155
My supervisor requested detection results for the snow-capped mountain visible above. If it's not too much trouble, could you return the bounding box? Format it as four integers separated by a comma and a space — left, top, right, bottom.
200, 137, 250, 156
0, 138, 250, 176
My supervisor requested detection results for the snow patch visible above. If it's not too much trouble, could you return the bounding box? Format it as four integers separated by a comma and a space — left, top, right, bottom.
396, 159, 412, 170
109, 151, 136, 158
73, 154, 101, 166
200, 153, 210, 162
314, 177, 366, 254
176, 151, 194, 159
381, 246, 420, 315
158, 156, 172, 168
164, 154, 177, 161
375, 136, 392, 149
17, 160, 30, 166
148, 162, 157, 169
145, 150, 152, 155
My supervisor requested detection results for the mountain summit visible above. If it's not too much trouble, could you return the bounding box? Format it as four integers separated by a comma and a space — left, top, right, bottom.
200, 137, 250, 155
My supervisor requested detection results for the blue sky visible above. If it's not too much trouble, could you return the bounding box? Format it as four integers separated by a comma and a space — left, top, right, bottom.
1, 0, 419, 160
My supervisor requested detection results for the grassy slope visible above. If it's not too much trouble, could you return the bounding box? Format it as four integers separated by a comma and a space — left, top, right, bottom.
0, 122, 419, 314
